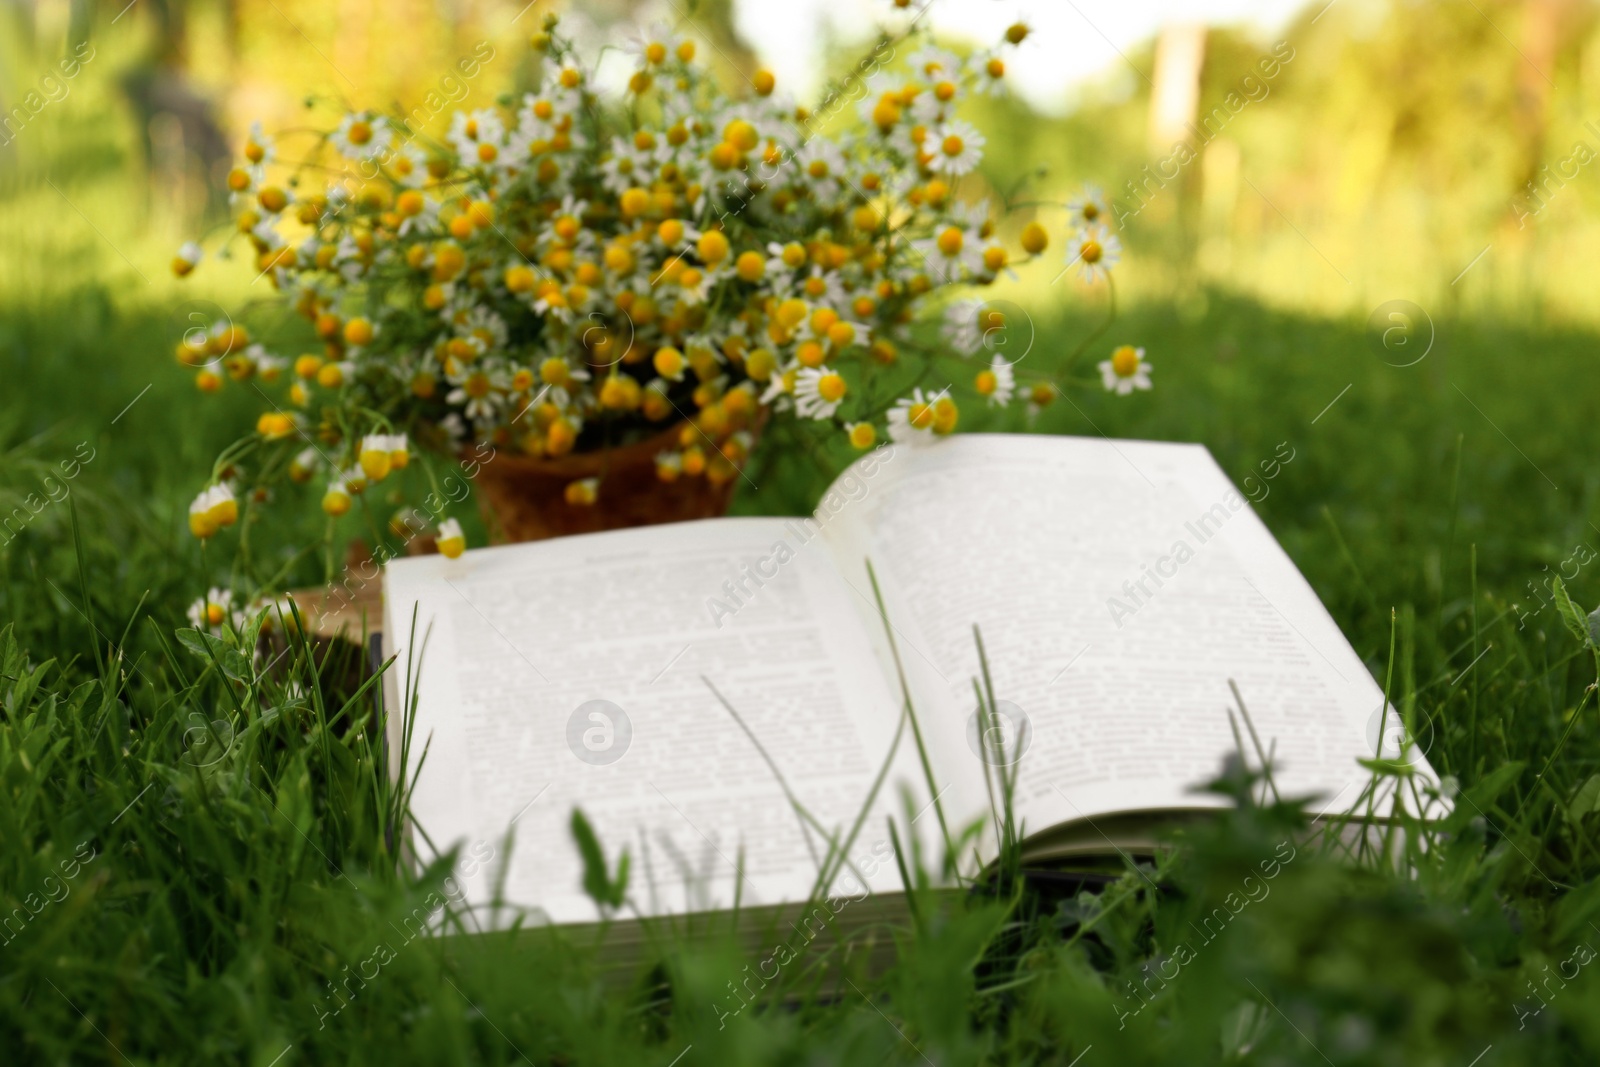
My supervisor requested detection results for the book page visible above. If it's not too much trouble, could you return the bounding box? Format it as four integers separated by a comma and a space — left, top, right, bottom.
384, 517, 918, 927
819, 434, 1434, 858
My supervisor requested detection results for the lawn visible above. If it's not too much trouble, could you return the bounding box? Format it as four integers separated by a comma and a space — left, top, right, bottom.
5, 8, 1600, 1065
5, 263, 1600, 1062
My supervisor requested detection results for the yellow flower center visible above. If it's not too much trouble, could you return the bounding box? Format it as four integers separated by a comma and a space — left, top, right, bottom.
736, 251, 764, 282
942, 135, 965, 157
464, 373, 492, 398
1080, 239, 1103, 264
745, 348, 777, 381
620, 187, 650, 217
646, 42, 667, 64
724, 120, 758, 152
540, 358, 571, 386
817, 373, 846, 403
654, 347, 686, 377
348, 121, 372, 145
808, 160, 830, 179
975, 370, 997, 395
907, 402, 934, 430
1083, 202, 1100, 222
776, 298, 809, 328
697, 230, 730, 263
937, 227, 964, 256
1111, 346, 1140, 378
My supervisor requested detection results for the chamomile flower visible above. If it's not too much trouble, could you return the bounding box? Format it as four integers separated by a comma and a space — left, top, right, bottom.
969, 51, 1009, 97
887, 387, 945, 445
187, 587, 237, 631
633, 21, 691, 67
1070, 224, 1121, 283
1066, 185, 1110, 229
907, 45, 964, 85
188, 484, 239, 539
793, 367, 848, 419
437, 517, 466, 558
331, 113, 392, 162
446, 366, 508, 421
1022, 381, 1058, 420
1098, 345, 1152, 395
288, 447, 319, 483
564, 477, 600, 506
974, 355, 1015, 407
395, 191, 441, 237
916, 221, 981, 284
358, 434, 395, 482
599, 138, 653, 195
322, 480, 352, 517
942, 299, 986, 356
845, 422, 877, 450
256, 352, 287, 384
796, 140, 847, 201
759, 364, 798, 412
927, 120, 985, 177
449, 109, 508, 167
540, 194, 593, 249
242, 122, 277, 167
795, 265, 848, 308
172, 241, 203, 277
386, 142, 430, 188
673, 265, 717, 306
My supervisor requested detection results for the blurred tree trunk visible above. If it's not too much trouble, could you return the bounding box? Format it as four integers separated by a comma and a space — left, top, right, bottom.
1512, 0, 1574, 189
119, 0, 232, 219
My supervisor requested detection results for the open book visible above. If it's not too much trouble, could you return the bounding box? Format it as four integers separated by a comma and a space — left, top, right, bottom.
382, 434, 1435, 931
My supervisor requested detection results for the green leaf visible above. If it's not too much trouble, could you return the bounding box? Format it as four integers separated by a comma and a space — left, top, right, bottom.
175, 626, 253, 684
1358, 756, 1417, 777
1570, 774, 1600, 822
570, 807, 627, 910
174, 627, 220, 660
1549, 576, 1592, 648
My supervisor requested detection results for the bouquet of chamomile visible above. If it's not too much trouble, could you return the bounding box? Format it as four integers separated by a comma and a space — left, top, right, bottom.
173, 11, 1149, 613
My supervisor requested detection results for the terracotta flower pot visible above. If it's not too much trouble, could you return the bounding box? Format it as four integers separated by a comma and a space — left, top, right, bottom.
469, 420, 743, 543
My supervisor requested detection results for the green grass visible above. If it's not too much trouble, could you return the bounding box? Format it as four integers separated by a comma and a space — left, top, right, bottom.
5, 276, 1600, 1064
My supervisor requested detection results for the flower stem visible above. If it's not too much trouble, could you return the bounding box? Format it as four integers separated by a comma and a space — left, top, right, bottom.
1062, 275, 1118, 374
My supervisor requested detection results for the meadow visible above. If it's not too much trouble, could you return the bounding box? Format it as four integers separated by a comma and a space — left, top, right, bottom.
5, 2, 1600, 1064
